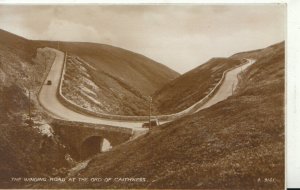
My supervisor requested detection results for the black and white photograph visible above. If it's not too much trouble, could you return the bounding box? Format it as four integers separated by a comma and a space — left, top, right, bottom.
0, 1, 292, 189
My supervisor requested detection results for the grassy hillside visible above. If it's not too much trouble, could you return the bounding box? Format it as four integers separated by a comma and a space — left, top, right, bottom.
59, 42, 179, 96
230, 41, 284, 60
0, 29, 38, 63
0, 29, 74, 188
153, 58, 241, 114
56, 42, 284, 189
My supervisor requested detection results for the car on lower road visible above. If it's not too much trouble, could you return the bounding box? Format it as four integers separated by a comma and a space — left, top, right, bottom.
142, 119, 160, 128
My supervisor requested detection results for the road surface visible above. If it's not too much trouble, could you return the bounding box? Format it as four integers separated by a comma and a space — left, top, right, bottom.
38, 48, 254, 128
196, 59, 255, 111
38, 48, 144, 129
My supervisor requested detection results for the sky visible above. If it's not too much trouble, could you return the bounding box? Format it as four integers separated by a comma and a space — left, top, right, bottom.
0, 4, 285, 73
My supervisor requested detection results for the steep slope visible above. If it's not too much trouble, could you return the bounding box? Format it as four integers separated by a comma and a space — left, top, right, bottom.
53, 42, 284, 189
230, 41, 284, 60
153, 58, 242, 114
0, 29, 73, 188
0, 29, 38, 63
37, 41, 179, 115
59, 42, 179, 96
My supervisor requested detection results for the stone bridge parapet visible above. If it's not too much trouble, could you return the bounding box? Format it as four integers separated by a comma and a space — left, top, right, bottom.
51, 119, 133, 160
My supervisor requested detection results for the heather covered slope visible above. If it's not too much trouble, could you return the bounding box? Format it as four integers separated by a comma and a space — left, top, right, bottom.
0, 28, 52, 122
59, 42, 284, 189
0, 29, 38, 63
57, 42, 179, 96
230, 41, 284, 60
153, 58, 241, 114
0, 29, 72, 188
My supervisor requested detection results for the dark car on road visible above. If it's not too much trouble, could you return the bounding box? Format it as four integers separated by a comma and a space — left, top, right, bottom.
142, 119, 160, 128
47, 80, 52, 85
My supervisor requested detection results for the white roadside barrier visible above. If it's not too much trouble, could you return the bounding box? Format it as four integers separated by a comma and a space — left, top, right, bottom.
56, 51, 254, 122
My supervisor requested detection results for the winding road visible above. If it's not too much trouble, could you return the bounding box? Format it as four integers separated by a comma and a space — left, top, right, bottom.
38, 48, 254, 129
39, 48, 144, 129
196, 59, 254, 111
